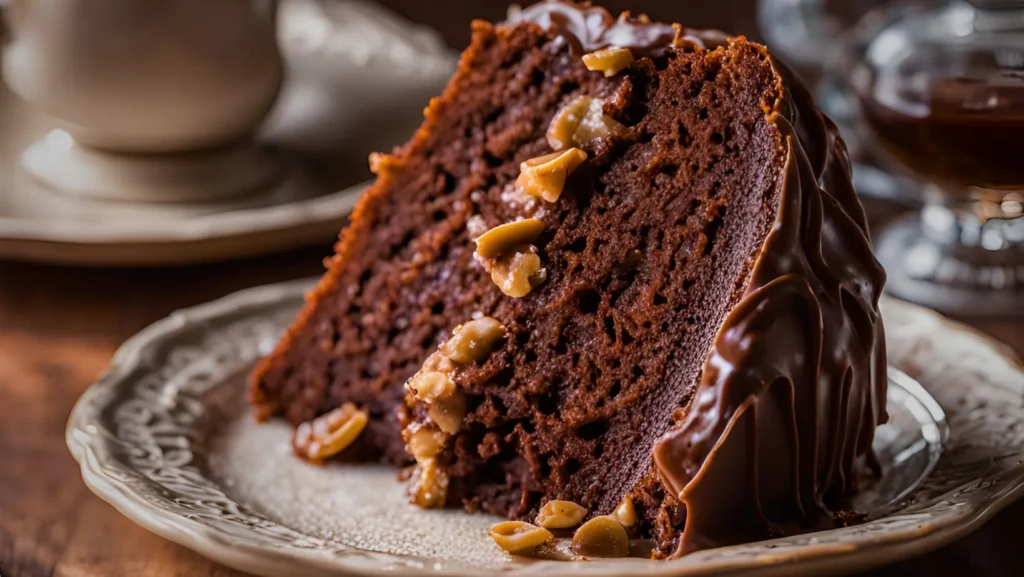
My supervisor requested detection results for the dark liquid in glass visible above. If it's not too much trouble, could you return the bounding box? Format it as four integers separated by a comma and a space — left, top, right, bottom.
861, 72, 1024, 190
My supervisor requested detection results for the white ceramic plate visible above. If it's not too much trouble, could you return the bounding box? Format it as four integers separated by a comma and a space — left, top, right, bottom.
65, 279, 1024, 576
0, 1, 456, 266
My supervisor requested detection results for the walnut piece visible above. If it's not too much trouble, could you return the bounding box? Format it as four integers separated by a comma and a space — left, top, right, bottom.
475, 218, 545, 259
582, 47, 635, 77
488, 521, 553, 556
489, 245, 546, 298
405, 351, 466, 434
547, 96, 624, 150
427, 392, 466, 434
515, 148, 587, 203
292, 403, 368, 462
406, 425, 446, 461
406, 361, 456, 403
442, 316, 507, 364
410, 457, 448, 508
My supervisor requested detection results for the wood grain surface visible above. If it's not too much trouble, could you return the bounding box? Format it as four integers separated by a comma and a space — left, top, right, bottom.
1, 2, 1023, 576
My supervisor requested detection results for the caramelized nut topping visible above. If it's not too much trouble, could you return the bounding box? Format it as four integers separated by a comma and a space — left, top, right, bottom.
571, 516, 630, 558
516, 148, 588, 203
442, 316, 507, 364
411, 457, 448, 508
475, 218, 545, 259
547, 96, 625, 150
489, 246, 545, 298
535, 500, 589, 529
407, 364, 456, 403
427, 392, 466, 435
422, 348, 456, 374
406, 426, 446, 461
292, 403, 368, 461
488, 521, 553, 555
612, 497, 637, 527
582, 47, 635, 77
405, 351, 466, 434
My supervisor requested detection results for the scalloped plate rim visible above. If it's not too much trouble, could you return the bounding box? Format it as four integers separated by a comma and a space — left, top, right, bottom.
66, 279, 1024, 577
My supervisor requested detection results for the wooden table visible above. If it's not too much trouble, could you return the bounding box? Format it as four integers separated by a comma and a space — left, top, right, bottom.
0, 196, 1022, 577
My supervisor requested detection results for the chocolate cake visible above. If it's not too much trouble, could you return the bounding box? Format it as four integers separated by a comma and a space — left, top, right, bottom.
250, 1, 887, 558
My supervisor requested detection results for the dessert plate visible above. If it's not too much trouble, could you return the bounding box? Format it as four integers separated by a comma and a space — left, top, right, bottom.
66, 279, 1024, 577
0, 0, 456, 266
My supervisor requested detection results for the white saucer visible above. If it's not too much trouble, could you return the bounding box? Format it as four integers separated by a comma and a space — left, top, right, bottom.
66, 281, 1024, 577
0, 0, 457, 266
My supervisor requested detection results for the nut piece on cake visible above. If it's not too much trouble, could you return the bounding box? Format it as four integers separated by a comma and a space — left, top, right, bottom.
475, 219, 545, 260
403, 316, 507, 507
406, 351, 466, 435
582, 47, 635, 77
516, 149, 587, 203
291, 403, 368, 462
406, 425, 446, 461
547, 96, 624, 150
407, 354, 457, 402
410, 456, 448, 508
488, 246, 546, 298
441, 316, 507, 364
475, 222, 548, 298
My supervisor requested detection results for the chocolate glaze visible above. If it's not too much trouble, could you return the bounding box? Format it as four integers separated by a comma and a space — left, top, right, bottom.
511, 0, 701, 56
517, 0, 888, 558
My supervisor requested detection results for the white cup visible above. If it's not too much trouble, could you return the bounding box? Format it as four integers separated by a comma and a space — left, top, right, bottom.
2, 0, 284, 202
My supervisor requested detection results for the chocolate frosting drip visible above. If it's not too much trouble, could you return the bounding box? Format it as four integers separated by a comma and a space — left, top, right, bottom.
652, 105, 888, 555
518, 0, 888, 557
511, 1, 681, 56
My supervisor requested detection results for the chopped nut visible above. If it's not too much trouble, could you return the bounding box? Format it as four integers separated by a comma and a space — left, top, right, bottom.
547, 96, 625, 150
536, 500, 589, 529
411, 457, 448, 508
571, 516, 630, 558
442, 316, 507, 364
489, 246, 545, 298
475, 218, 545, 259
405, 349, 466, 435
582, 47, 635, 77
292, 403, 368, 461
407, 365, 457, 403
516, 148, 588, 203
407, 425, 446, 461
612, 497, 637, 527
427, 391, 466, 435
488, 521, 553, 555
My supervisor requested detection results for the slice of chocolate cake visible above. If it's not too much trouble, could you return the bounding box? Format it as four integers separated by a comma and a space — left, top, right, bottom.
250, 0, 887, 558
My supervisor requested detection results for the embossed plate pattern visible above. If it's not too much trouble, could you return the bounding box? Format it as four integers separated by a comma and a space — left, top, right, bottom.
67, 279, 1024, 577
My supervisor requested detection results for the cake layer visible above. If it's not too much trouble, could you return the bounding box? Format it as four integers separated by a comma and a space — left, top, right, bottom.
403, 20, 782, 533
